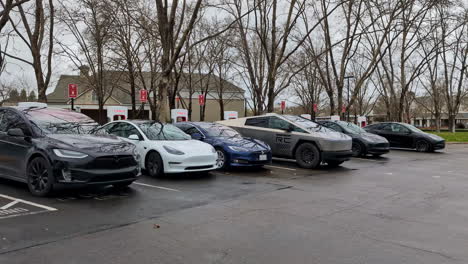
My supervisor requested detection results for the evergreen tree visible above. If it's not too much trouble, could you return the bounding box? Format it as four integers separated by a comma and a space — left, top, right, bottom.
9, 89, 20, 102
19, 89, 28, 101
28, 90, 37, 102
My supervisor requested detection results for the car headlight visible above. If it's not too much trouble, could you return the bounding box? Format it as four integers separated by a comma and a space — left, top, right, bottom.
228, 146, 249, 152
53, 149, 88, 159
163, 145, 185, 155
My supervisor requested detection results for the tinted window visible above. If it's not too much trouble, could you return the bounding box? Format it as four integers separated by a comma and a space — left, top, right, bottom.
245, 117, 269, 128
185, 126, 202, 136
198, 123, 241, 138
0, 110, 31, 135
269, 116, 307, 133
108, 123, 142, 138
380, 124, 392, 132
326, 122, 344, 133
283, 115, 330, 132
137, 122, 191, 140
391, 124, 410, 133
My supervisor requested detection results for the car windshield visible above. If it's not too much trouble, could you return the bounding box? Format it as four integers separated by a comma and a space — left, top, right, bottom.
336, 121, 366, 134
403, 123, 424, 133
198, 123, 241, 138
283, 115, 331, 132
137, 122, 191, 140
24, 107, 97, 134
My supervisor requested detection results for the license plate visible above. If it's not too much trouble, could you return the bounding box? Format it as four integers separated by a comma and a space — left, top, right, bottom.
259, 154, 267, 161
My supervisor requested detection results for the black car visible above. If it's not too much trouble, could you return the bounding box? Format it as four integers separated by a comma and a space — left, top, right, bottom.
0, 106, 139, 196
317, 120, 390, 157
363, 122, 445, 152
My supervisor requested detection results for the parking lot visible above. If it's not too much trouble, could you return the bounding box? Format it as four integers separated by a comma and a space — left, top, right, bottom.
1, 145, 468, 264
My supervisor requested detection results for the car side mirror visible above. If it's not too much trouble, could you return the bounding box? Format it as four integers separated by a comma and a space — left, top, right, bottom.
128, 134, 141, 141
7, 128, 25, 137
284, 124, 294, 133
191, 133, 204, 140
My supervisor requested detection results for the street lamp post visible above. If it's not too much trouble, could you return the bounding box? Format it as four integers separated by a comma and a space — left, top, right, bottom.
344, 75, 355, 122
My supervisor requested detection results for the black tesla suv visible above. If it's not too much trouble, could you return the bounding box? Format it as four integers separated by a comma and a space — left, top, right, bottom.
0, 106, 140, 196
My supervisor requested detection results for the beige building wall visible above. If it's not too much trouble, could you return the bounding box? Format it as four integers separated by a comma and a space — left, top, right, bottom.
183, 98, 245, 122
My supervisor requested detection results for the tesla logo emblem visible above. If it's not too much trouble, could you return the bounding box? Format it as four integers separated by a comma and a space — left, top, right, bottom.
276, 134, 291, 144
113, 156, 120, 164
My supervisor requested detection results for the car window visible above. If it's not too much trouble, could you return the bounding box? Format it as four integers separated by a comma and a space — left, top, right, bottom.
0, 110, 31, 135
108, 123, 142, 139
326, 122, 344, 133
391, 124, 410, 133
268, 116, 306, 133
93, 123, 117, 136
245, 117, 269, 128
380, 124, 392, 132
185, 126, 202, 136
137, 122, 191, 140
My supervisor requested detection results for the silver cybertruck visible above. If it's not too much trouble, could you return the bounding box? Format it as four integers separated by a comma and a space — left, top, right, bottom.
217, 114, 352, 168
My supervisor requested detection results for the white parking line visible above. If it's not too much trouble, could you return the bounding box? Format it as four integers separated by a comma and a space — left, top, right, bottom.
0, 200, 19, 210
264, 165, 297, 171
134, 182, 181, 192
0, 194, 57, 211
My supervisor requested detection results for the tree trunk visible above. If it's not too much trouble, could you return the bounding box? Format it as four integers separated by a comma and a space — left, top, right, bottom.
157, 72, 170, 122
448, 114, 456, 133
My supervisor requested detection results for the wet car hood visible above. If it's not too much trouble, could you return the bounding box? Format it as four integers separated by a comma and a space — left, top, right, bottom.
46, 134, 135, 155
212, 136, 269, 151
355, 132, 388, 143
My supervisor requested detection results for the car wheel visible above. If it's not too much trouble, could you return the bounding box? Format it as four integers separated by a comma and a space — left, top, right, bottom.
216, 148, 228, 169
295, 143, 321, 169
415, 140, 430, 152
327, 160, 344, 167
145, 152, 163, 177
113, 181, 134, 189
352, 142, 364, 157
27, 156, 54, 197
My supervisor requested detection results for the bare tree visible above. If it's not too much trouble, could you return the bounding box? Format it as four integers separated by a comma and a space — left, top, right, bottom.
437, 2, 468, 132
2, 0, 54, 102
57, 0, 118, 124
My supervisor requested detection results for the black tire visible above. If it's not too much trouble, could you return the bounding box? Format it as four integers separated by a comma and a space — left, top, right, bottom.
113, 181, 134, 189
215, 148, 228, 169
327, 160, 344, 167
352, 142, 364, 157
145, 151, 163, 178
27, 156, 54, 197
415, 140, 430, 152
295, 143, 321, 169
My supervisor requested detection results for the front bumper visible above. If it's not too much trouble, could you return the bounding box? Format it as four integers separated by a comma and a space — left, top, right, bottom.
163, 153, 218, 173
322, 150, 353, 162
228, 150, 272, 167
433, 140, 445, 150
52, 155, 139, 185
367, 142, 390, 155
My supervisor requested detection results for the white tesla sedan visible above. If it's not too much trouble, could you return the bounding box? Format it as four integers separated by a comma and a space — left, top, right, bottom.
94, 120, 218, 177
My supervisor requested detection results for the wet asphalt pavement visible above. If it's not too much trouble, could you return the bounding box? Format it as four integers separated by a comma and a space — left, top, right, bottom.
1, 145, 468, 263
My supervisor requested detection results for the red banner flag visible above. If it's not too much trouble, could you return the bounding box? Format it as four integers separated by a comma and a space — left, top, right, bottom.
68, 84, 78, 98
198, 94, 205, 106
140, 89, 148, 103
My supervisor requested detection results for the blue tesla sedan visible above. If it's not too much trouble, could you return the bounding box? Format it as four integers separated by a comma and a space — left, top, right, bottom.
175, 122, 272, 169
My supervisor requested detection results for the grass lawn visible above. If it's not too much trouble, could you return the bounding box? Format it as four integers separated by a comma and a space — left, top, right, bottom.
428, 132, 468, 142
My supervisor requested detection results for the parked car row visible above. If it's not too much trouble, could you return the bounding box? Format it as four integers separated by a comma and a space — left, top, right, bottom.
0, 105, 445, 196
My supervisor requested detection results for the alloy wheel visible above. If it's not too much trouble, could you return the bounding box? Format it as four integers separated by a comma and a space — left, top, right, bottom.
216, 150, 225, 168
29, 159, 49, 193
